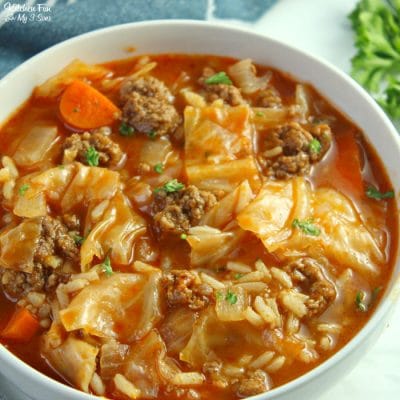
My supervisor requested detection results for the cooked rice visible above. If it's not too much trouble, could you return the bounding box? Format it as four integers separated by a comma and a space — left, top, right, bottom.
26, 291, 46, 307
234, 282, 268, 293
253, 297, 281, 328
90, 372, 106, 396
171, 372, 205, 386
265, 356, 286, 373
249, 351, 275, 369
226, 261, 252, 273
2, 156, 18, 178
133, 260, 160, 273
71, 269, 100, 282
263, 146, 283, 158
0, 168, 10, 183
114, 374, 141, 399
236, 271, 264, 283
222, 365, 245, 377
200, 272, 225, 290
254, 259, 271, 280
319, 335, 334, 351
270, 267, 293, 288
243, 306, 265, 327
279, 290, 308, 318
56, 285, 70, 309
316, 323, 342, 334
3, 179, 15, 200
182, 90, 206, 108
62, 278, 89, 294
285, 312, 300, 335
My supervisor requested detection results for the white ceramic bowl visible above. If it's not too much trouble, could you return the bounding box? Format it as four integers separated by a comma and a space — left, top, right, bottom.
0, 20, 399, 400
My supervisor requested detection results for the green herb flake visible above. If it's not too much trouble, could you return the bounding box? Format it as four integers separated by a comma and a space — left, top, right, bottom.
58, 165, 65, 170
355, 291, 367, 312
18, 184, 29, 196
180, 233, 188, 240
119, 122, 134, 137
234, 273, 244, 280
292, 218, 321, 236
349, 0, 400, 120
72, 107, 80, 113
204, 71, 232, 85
99, 253, 113, 276
309, 138, 322, 154
73, 235, 85, 246
225, 290, 238, 305
366, 186, 394, 200
154, 163, 164, 174
147, 130, 157, 139
255, 111, 265, 117
85, 146, 100, 167
155, 179, 185, 194
216, 291, 224, 301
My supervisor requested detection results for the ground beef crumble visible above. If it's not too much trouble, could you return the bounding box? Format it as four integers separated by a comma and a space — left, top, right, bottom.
162, 270, 214, 310
120, 76, 181, 137
199, 67, 244, 106
256, 86, 282, 108
63, 131, 125, 169
284, 257, 336, 317
259, 122, 332, 179
0, 215, 80, 320
236, 370, 271, 397
152, 185, 217, 235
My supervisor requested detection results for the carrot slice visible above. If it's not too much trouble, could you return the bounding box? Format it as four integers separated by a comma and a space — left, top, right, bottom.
59, 80, 121, 130
1, 307, 40, 342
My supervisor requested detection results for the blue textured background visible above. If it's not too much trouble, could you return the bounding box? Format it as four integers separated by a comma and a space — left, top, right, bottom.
0, 0, 278, 78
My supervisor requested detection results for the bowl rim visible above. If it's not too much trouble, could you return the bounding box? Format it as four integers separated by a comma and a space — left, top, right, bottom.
0, 19, 399, 400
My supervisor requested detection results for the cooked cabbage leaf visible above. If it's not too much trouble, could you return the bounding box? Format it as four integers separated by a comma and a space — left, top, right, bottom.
60, 271, 162, 342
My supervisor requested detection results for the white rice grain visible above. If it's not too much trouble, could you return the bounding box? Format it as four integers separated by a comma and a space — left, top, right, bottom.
265, 356, 286, 373
271, 267, 292, 288
253, 297, 281, 328
243, 306, 265, 328
236, 271, 264, 283
114, 374, 141, 399
62, 278, 89, 294
249, 351, 275, 369
71, 270, 99, 282
235, 282, 267, 293
255, 259, 271, 280
2, 156, 18, 178
56, 285, 69, 309
316, 323, 342, 334
171, 372, 205, 386
90, 372, 106, 396
279, 290, 308, 318
200, 273, 225, 290
263, 146, 283, 158
3, 179, 15, 200
182, 90, 206, 108
226, 261, 252, 273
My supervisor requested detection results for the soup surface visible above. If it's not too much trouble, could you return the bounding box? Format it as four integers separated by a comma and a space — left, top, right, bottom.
0, 54, 397, 400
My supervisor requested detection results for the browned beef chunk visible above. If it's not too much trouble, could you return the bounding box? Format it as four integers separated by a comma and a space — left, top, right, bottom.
236, 370, 271, 397
162, 270, 213, 310
259, 122, 332, 179
63, 131, 125, 169
199, 67, 244, 106
256, 86, 282, 108
152, 185, 217, 235
285, 257, 336, 317
0, 216, 78, 309
120, 76, 181, 137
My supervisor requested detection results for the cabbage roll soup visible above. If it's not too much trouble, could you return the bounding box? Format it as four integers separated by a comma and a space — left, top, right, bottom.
0, 54, 397, 400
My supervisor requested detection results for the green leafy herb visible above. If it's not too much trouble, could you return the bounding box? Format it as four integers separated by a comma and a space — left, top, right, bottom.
154, 163, 164, 174
225, 290, 238, 305
119, 122, 134, 137
99, 253, 113, 276
85, 146, 100, 167
234, 273, 244, 280
73, 235, 85, 246
154, 179, 185, 194
58, 165, 65, 169
366, 186, 394, 200
349, 0, 400, 120
255, 111, 265, 117
355, 291, 368, 312
18, 184, 29, 196
292, 218, 321, 236
180, 233, 188, 240
204, 71, 232, 85
309, 138, 322, 154
216, 291, 224, 301
147, 130, 157, 139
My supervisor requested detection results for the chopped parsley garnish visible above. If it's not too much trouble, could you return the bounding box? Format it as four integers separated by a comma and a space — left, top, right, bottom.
180, 233, 188, 240
292, 218, 321, 236
18, 184, 29, 196
234, 273, 244, 280
204, 71, 232, 85
58, 164, 65, 169
85, 146, 100, 167
309, 138, 322, 154
154, 163, 164, 174
154, 179, 185, 194
216, 291, 224, 301
73, 235, 85, 246
255, 111, 265, 117
99, 253, 113, 276
225, 290, 238, 305
355, 291, 368, 312
366, 186, 394, 200
119, 122, 134, 137
147, 130, 157, 139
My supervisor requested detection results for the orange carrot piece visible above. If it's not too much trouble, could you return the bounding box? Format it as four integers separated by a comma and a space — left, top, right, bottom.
59, 80, 121, 130
1, 307, 40, 342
